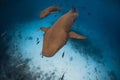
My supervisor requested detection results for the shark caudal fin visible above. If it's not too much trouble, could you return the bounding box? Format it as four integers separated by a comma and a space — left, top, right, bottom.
40, 27, 50, 32
69, 31, 87, 39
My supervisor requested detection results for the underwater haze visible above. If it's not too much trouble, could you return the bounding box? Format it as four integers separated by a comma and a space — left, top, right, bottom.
0, 0, 120, 80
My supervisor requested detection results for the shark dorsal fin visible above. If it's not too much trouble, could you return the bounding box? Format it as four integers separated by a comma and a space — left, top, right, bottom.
40, 27, 50, 32
69, 31, 87, 39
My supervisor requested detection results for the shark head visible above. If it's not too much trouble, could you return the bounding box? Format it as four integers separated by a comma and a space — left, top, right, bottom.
71, 6, 77, 13
68, 7, 78, 19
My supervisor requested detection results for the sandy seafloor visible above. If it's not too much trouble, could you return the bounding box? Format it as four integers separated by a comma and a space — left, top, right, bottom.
0, 0, 120, 80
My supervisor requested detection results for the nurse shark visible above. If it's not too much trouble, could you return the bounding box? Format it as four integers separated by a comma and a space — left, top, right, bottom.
40, 7, 87, 57
40, 5, 61, 18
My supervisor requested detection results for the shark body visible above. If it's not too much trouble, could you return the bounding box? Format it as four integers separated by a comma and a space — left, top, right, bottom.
40, 8, 87, 57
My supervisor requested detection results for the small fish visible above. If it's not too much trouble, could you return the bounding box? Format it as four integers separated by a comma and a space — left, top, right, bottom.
36, 41, 40, 45
60, 73, 65, 80
62, 52, 65, 58
36, 38, 40, 45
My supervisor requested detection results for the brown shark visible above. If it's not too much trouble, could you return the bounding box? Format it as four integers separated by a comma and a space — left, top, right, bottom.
40, 5, 61, 18
40, 7, 87, 57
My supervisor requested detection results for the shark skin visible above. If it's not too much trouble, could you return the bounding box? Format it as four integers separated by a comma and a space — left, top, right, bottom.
40, 8, 87, 57
40, 5, 61, 18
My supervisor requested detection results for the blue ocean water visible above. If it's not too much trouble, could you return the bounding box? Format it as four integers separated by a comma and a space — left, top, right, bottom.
0, 0, 120, 80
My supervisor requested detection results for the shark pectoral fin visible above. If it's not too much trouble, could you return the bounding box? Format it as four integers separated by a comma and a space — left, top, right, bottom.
69, 31, 87, 39
40, 27, 50, 32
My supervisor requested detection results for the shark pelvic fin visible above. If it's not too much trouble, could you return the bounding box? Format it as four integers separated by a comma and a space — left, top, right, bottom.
69, 31, 87, 39
40, 27, 50, 32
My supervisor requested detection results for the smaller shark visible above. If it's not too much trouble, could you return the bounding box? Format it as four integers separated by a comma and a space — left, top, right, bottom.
40, 7, 87, 57
40, 5, 61, 18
